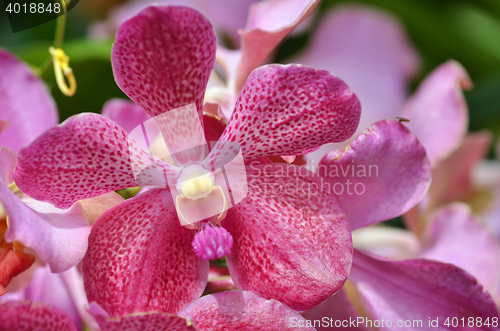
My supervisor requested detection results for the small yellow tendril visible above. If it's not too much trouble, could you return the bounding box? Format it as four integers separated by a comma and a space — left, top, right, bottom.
49, 47, 76, 96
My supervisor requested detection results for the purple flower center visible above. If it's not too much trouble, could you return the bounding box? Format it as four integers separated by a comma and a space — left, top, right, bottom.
192, 222, 233, 260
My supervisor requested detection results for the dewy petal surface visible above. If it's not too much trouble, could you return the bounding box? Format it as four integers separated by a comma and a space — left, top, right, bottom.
13, 113, 157, 209
0, 147, 90, 273
0, 49, 58, 153
0, 301, 77, 331
224, 164, 352, 311
180, 290, 315, 331
219, 64, 361, 161
235, 0, 320, 91
89, 303, 198, 331
400, 60, 471, 165
319, 120, 431, 230
112, 6, 216, 122
101, 98, 151, 134
419, 203, 500, 304
350, 249, 500, 331
83, 189, 208, 316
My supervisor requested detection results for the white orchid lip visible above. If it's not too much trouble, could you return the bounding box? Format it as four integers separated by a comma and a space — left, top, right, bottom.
176, 164, 215, 200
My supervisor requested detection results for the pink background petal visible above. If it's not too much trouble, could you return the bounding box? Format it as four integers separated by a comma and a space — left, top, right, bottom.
101, 98, 151, 134
83, 189, 208, 316
319, 120, 431, 230
0, 49, 58, 153
224, 164, 352, 311
400, 60, 471, 165
112, 6, 216, 122
180, 290, 315, 330
350, 249, 500, 330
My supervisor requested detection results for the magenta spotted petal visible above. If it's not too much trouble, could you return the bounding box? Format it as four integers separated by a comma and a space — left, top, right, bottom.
0, 301, 77, 331
350, 249, 500, 330
400, 60, 471, 165
0, 49, 58, 154
14, 113, 176, 209
223, 164, 352, 311
235, 0, 320, 91
83, 189, 208, 316
220, 64, 361, 160
89, 302, 198, 331
0, 147, 90, 273
319, 120, 431, 230
112, 6, 216, 121
180, 290, 315, 331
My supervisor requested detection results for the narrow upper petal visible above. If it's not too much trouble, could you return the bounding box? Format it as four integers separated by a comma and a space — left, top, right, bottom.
0, 147, 90, 273
219, 64, 361, 161
180, 290, 315, 330
319, 120, 431, 230
101, 98, 150, 134
0, 49, 58, 153
235, 0, 320, 91
13, 113, 158, 209
0, 301, 77, 331
83, 189, 208, 316
400, 60, 471, 165
224, 164, 352, 311
89, 303, 197, 331
112, 5, 216, 122
290, 6, 420, 143
419, 203, 500, 304
350, 249, 500, 330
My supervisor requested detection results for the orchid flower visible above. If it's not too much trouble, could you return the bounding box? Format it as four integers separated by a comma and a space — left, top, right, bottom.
0, 290, 315, 330
13, 5, 361, 316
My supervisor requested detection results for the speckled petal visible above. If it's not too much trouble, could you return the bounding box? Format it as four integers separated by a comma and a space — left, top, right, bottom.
350, 249, 500, 330
89, 303, 197, 331
400, 60, 471, 165
112, 5, 216, 122
180, 290, 315, 330
0, 147, 90, 273
319, 120, 431, 230
420, 203, 500, 304
13, 113, 155, 209
101, 98, 150, 134
235, 0, 320, 91
83, 188, 208, 316
219, 64, 361, 161
0, 301, 77, 331
0, 49, 58, 153
224, 164, 352, 311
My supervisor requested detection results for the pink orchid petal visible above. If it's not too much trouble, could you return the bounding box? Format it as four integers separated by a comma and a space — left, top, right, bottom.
89, 303, 197, 331
203, 114, 226, 143
319, 120, 431, 230
83, 189, 208, 316
0, 120, 8, 136
304, 287, 370, 331
350, 249, 500, 330
101, 98, 150, 134
235, 0, 320, 91
13, 113, 157, 209
220, 64, 361, 161
0, 49, 58, 153
180, 290, 315, 330
290, 6, 420, 143
0, 301, 77, 331
224, 164, 352, 311
400, 60, 471, 165
0, 147, 90, 273
419, 203, 500, 303
484, 188, 500, 241
429, 131, 492, 209
112, 5, 216, 122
